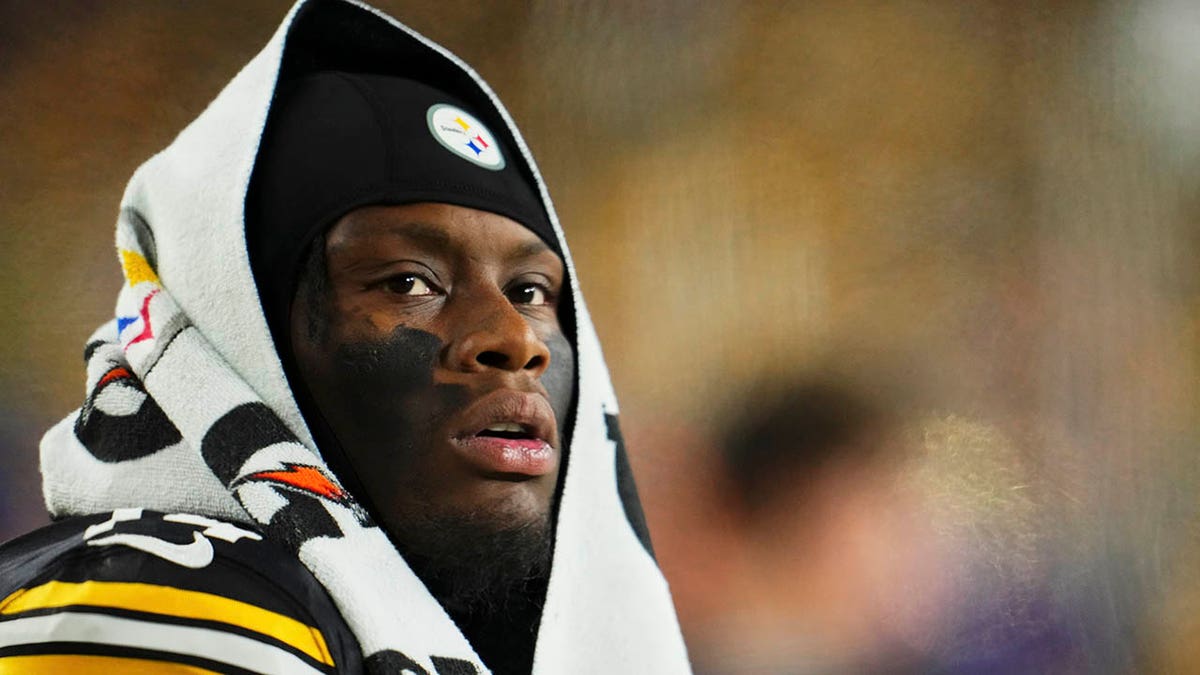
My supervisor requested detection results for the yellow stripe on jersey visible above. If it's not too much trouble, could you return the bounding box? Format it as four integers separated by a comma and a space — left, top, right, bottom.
0, 653, 220, 674
0, 580, 333, 667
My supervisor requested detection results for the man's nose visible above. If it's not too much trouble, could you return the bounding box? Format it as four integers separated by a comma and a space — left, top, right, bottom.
446, 294, 551, 377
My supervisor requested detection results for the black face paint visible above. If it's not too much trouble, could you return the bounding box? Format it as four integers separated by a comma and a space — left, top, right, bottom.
297, 320, 572, 661
541, 330, 576, 442
305, 323, 576, 530
321, 325, 468, 473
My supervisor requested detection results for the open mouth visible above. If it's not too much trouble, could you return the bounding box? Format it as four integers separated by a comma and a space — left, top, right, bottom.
458, 422, 555, 477
475, 422, 537, 441
453, 391, 558, 476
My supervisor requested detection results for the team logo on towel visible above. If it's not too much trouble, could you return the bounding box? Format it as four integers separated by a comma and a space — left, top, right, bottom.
75, 363, 183, 462
427, 104, 505, 170
240, 463, 352, 503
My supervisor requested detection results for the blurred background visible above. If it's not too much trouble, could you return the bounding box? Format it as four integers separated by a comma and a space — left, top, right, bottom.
1, 1, 1197, 672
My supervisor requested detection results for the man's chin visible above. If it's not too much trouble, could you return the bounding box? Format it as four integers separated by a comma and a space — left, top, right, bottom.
386, 506, 553, 617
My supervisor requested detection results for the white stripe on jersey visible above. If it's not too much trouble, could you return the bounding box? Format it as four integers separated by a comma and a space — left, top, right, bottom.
0, 611, 326, 674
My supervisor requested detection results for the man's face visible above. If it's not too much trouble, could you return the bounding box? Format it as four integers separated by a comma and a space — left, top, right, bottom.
289, 202, 574, 552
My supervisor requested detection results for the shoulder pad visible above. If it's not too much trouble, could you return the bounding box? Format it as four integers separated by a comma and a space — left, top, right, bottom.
0, 509, 361, 674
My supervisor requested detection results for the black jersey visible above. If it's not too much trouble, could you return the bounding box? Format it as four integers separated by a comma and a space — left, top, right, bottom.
0, 509, 362, 674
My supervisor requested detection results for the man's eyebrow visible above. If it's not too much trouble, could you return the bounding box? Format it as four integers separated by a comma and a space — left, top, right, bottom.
507, 238, 552, 261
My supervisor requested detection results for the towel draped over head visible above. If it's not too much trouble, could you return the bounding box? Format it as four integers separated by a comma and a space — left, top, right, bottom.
38, 1, 691, 672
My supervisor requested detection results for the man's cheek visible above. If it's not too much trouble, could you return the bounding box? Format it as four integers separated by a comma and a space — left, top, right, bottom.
328, 327, 452, 444
334, 325, 437, 384
542, 331, 575, 439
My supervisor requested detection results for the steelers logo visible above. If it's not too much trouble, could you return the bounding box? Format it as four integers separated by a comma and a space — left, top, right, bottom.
426, 103, 506, 171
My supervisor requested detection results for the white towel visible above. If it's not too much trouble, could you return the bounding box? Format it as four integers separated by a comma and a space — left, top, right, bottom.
38, 1, 691, 672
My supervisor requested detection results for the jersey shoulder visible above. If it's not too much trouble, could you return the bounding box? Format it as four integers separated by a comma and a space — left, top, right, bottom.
0, 509, 361, 674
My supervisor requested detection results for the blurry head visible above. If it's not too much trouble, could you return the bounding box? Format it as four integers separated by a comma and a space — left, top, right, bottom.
720, 378, 893, 523
246, 72, 576, 608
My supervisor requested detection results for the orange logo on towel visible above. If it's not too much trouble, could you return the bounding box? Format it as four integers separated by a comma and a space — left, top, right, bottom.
243, 464, 349, 502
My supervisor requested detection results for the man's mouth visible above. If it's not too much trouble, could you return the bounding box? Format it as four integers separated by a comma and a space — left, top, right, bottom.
476, 422, 537, 440
453, 392, 558, 478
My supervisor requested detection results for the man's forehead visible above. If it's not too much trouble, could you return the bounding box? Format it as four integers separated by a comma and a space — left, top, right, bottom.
327, 203, 556, 261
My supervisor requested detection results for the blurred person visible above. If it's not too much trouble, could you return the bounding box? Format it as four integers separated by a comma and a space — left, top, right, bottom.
696, 378, 943, 674
0, 1, 689, 674
652, 375, 1080, 674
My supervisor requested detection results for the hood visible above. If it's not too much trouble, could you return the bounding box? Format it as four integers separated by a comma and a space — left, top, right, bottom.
38, 1, 690, 672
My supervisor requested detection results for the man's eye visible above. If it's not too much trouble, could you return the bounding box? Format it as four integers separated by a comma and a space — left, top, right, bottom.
507, 283, 550, 306
384, 274, 436, 296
